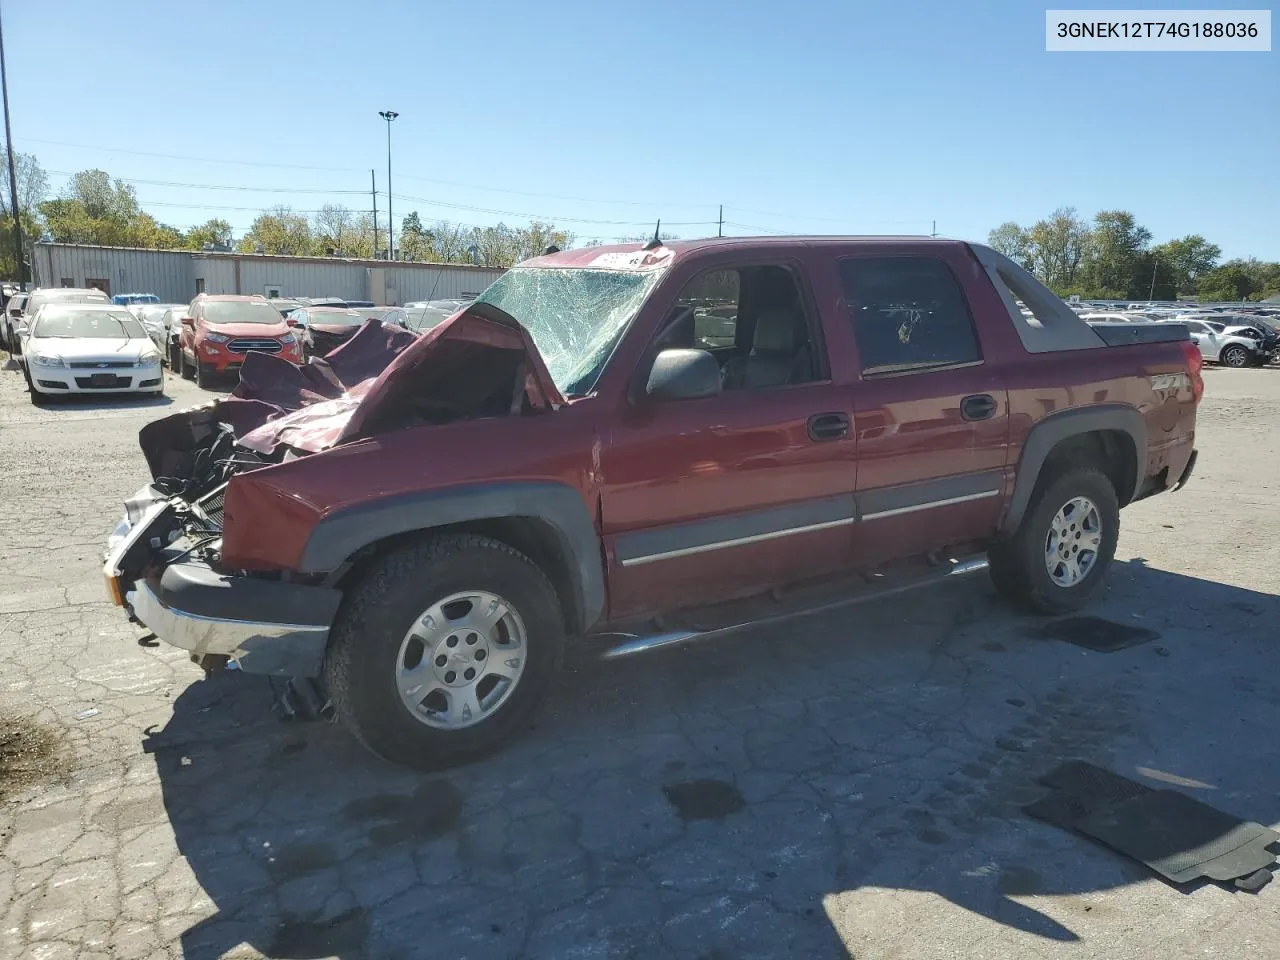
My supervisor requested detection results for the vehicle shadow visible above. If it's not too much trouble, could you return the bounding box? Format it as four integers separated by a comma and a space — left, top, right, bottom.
150, 559, 1280, 959
28, 383, 178, 411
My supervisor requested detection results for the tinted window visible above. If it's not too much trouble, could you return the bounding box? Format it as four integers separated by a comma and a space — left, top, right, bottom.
838, 257, 980, 375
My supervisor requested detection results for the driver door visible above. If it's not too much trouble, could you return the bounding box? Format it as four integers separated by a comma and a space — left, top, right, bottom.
599, 258, 859, 622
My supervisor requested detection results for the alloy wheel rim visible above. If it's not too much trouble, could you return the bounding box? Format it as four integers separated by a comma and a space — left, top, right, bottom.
1044, 496, 1103, 588
395, 590, 527, 730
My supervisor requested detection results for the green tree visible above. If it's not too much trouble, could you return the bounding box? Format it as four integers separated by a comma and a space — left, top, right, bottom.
987, 221, 1031, 266
0, 148, 50, 277
1027, 207, 1088, 290
237, 206, 316, 255
1197, 265, 1257, 302
1151, 235, 1220, 297
1080, 210, 1151, 298
313, 204, 356, 254
183, 218, 234, 250
398, 210, 432, 261
69, 169, 141, 222
38, 169, 181, 249
1217, 258, 1280, 301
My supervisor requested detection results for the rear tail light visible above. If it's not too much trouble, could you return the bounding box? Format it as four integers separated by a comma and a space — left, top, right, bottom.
1180, 340, 1204, 403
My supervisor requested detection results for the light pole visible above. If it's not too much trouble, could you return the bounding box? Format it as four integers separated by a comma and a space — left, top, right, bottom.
378, 110, 398, 260
0, 4, 25, 288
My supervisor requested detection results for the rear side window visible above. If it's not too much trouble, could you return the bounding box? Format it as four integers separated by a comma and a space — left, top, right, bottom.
838, 257, 981, 375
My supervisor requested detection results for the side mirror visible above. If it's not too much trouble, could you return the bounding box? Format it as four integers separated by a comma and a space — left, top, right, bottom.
285, 316, 299, 328
645, 348, 722, 401
180, 316, 195, 328
14, 320, 27, 335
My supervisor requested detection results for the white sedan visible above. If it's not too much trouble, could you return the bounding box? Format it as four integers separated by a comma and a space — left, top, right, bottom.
20, 303, 165, 402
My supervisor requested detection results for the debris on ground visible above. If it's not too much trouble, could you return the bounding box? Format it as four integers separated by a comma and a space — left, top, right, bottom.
1026, 761, 1277, 890
0, 710, 69, 801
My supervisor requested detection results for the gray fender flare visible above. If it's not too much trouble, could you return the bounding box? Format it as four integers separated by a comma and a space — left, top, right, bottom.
298, 482, 605, 631
1002, 404, 1145, 534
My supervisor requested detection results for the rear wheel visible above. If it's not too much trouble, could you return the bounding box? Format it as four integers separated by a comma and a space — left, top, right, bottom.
988, 466, 1119, 615
168, 339, 181, 369
180, 348, 194, 380
325, 533, 565, 770
1221, 344, 1250, 368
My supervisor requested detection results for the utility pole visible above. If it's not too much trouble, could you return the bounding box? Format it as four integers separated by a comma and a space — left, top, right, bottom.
379, 110, 398, 259
0, 4, 25, 287
1149, 257, 1159, 300
718, 204, 723, 238
931, 220, 937, 238
368, 170, 376, 257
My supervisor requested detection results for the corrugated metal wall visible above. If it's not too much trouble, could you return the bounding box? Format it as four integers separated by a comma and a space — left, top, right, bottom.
190, 257, 235, 296
238, 260, 367, 301
391, 264, 503, 301
32, 245, 506, 306
34, 245, 193, 302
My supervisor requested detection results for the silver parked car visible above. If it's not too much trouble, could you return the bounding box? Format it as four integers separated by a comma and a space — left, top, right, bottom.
1164, 318, 1266, 368
134, 303, 190, 360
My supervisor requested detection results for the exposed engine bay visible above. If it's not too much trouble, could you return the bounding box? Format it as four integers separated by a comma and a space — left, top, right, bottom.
120, 306, 564, 575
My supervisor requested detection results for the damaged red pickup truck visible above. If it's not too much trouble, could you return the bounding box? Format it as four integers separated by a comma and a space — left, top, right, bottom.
104, 238, 1201, 768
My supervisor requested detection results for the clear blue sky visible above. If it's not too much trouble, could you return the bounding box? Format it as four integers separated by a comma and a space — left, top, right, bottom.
7, 0, 1278, 258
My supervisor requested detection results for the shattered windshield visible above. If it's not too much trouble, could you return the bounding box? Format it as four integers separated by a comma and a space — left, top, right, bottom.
476, 266, 662, 395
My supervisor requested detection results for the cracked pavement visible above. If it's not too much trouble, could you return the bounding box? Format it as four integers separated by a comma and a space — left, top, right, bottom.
1, 363, 1278, 959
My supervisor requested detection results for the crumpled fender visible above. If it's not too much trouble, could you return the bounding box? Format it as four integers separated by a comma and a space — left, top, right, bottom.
137, 304, 564, 477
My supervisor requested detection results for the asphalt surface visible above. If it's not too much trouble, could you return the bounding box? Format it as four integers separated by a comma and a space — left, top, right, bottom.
1, 359, 1278, 960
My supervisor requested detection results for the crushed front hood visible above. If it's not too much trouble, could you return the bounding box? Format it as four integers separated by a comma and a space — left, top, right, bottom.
139, 304, 563, 479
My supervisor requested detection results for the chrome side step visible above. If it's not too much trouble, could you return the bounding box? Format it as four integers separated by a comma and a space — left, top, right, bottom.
597, 556, 990, 660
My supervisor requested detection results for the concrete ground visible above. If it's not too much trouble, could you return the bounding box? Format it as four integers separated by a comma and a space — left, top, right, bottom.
1, 360, 1277, 960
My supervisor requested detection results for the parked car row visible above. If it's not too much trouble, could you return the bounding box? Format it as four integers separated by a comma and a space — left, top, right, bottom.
1072, 301, 1280, 368
2, 282, 481, 404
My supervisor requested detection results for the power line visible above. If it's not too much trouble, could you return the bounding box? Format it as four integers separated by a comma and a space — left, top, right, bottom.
729, 205, 927, 226
22, 136, 714, 209
43, 165, 712, 228
46, 169, 366, 196
391, 190, 715, 227
20, 137, 361, 173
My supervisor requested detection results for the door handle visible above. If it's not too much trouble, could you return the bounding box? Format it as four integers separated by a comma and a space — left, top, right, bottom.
960, 394, 997, 422
808, 412, 850, 441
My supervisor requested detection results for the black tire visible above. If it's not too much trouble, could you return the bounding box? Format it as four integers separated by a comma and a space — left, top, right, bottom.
1221, 345, 1249, 368
180, 348, 194, 380
988, 466, 1119, 615
23, 365, 43, 404
195, 360, 209, 388
325, 533, 565, 770
168, 339, 181, 369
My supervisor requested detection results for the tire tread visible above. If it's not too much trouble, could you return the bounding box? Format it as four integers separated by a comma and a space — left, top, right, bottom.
326, 532, 563, 769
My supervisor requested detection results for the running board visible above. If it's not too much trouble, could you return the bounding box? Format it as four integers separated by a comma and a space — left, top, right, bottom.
597, 556, 990, 660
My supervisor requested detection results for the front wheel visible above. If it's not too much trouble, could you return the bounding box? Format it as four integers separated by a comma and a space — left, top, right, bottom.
325, 533, 565, 770
988, 466, 1120, 615
1221, 344, 1250, 368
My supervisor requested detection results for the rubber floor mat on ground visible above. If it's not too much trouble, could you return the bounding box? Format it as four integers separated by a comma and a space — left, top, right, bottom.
1039, 616, 1160, 652
1025, 761, 1278, 889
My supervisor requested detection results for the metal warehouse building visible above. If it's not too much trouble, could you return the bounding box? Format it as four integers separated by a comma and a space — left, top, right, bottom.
30, 243, 506, 305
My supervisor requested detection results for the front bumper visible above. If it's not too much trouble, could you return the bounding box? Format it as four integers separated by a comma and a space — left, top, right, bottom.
31, 364, 164, 393
105, 492, 340, 677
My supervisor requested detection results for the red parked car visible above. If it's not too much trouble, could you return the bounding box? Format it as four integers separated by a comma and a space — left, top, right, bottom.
177, 294, 303, 386
105, 237, 1201, 769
